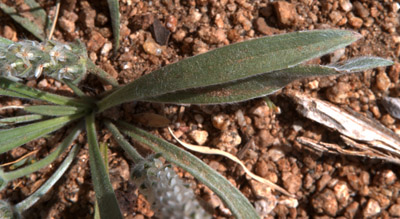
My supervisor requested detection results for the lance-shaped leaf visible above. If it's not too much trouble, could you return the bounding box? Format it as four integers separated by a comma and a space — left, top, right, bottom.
0, 124, 81, 188
104, 120, 144, 163
14, 144, 80, 213
0, 77, 88, 107
106, 0, 120, 54
117, 121, 259, 218
145, 57, 393, 104
85, 114, 123, 219
328, 57, 393, 72
24, 105, 85, 116
0, 114, 45, 128
0, 113, 83, 154
97, 29, 360, 112
0, 2, 48, 41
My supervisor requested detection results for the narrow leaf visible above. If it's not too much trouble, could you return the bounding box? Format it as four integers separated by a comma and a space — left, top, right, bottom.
0, 77, 88, 107
24, 0, 53, 38
0, 114, 83, 154
98, 29, 360, 112
106, 0, 120, 54
24, 105, 84, 116
15, 144, 80, 212
117, 121, 259, 218
0, 2, 46, 41
85, 114, 123, 219
145, 65, 338, 104
104, 120, 144, 163
0, 124, 81, 183
0, 114, 45, 128
329, 57, 394, 72
146, 57, 393, 104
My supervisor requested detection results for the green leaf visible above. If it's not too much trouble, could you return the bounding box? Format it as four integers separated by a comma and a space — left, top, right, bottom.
24, 105, 85, 116
97, 29, 361, 112
0, 77, 88, 107
145, 56, 393, 104
24, 0, 53, 38
145, 65, 338, 104
15, 144, 80, 213
0, 2, 47, 41
0, 124, 81, 185
328, 56, 394, 72
0, 114, 45, 128
106, 0, 120, 54
117, 121, 259, 219
62, 79, 87, 98
86, 60, 119, 87
0, 114, 83, 154
104, 120, 144, 163
85, 113, 123, 219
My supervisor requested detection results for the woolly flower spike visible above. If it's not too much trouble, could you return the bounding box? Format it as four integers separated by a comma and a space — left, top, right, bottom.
0, 200, 20, 219
132, 158, 211, 219
0, 38, 88, 84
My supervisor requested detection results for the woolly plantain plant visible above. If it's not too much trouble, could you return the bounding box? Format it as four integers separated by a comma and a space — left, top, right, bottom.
0, 29, 393, 218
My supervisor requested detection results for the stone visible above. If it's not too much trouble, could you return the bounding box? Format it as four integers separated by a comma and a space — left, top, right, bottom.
254, 17, 278, 35
189, 130, 209, 145
339, 0, 353, 12
363, 199, 381, 217
348, 16, 363, 29
333, 181, 350, 205
389, 204, 400, 217
326, 82, 351, 104
87, 31, 107, 52
312, 189, 338, 216
273, 1, 298, 26
282, 172, 302, 194
375, 71, 391, 91
353, 1, 370, 18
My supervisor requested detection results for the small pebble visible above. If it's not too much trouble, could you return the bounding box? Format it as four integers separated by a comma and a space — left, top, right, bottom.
326, 82, 351, 104
279, 197, 299, 208
216, 130, 241, 149
255, 161, 268, 178
189, 130, 208, 145
212, 114, 230, 130
87, 31, 107, 52
339, 0, 353, 12
166, 15, 177, 32
317, 173, 332, 191
333, 181, 350, 205
267, 146, 285, 162
345, 202, 359, 218
380, 114, 395, 126
143, 39, 163, 56
273, 1, 298, 26
353, 1, 370, 18
363, 199, 381, 217
376, 71, 391, 92
389, 204, 400, 217
282, 172, 302, 194
312, 189, 338, 216
101, 42, 113, 55
254, 198, 277, 217
250, 105, 270, 117
348, 16, 363, 29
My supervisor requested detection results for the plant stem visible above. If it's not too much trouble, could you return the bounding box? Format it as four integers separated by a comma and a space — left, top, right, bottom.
15, 145, 80, 212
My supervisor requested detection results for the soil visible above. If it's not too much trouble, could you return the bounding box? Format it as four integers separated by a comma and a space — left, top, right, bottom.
1, 0, 400, 218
